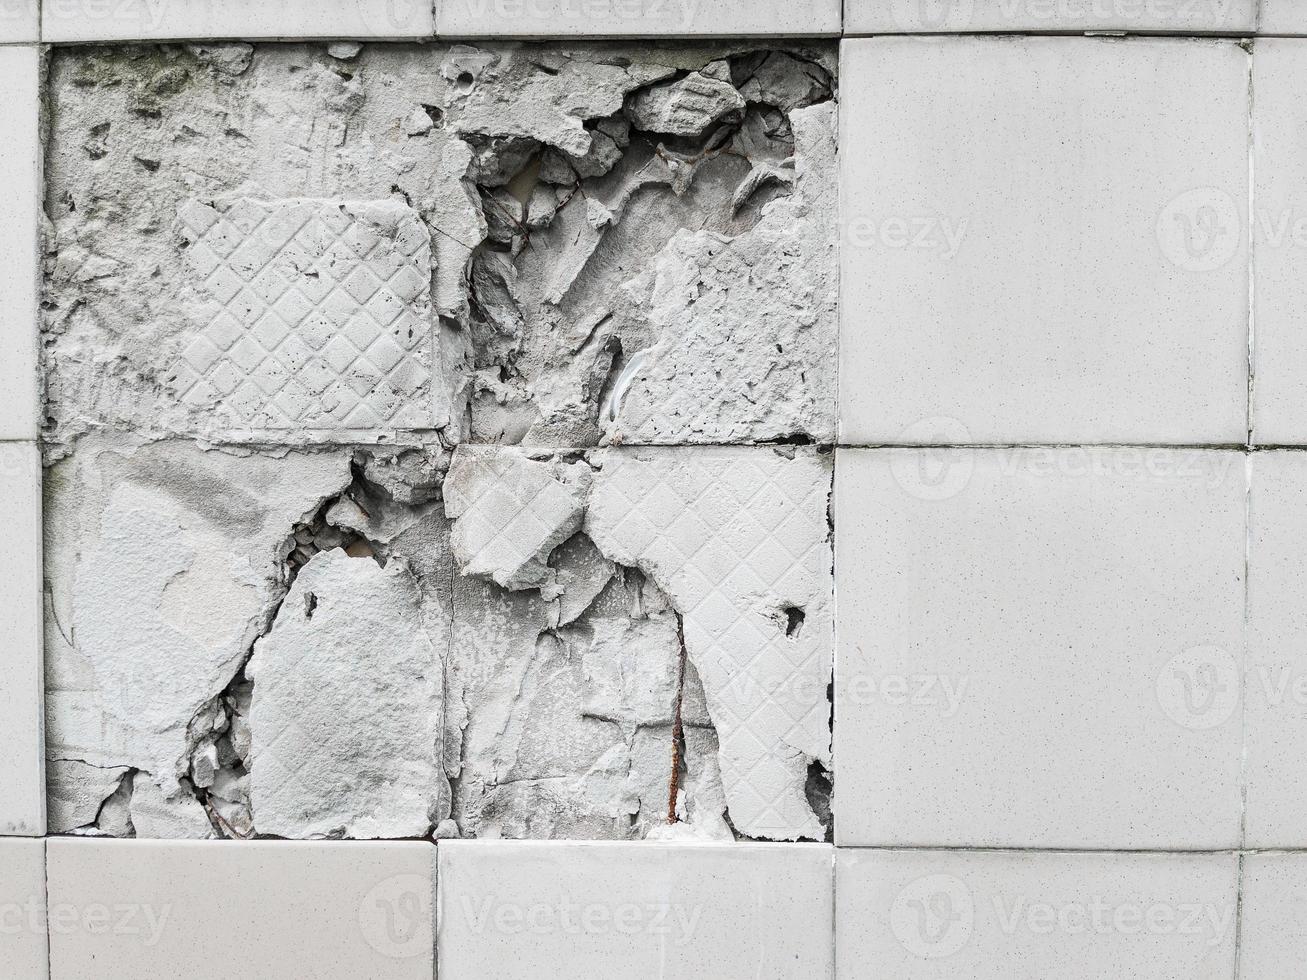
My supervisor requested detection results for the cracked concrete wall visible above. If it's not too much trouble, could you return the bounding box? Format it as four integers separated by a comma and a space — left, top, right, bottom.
42, 40, 837, 844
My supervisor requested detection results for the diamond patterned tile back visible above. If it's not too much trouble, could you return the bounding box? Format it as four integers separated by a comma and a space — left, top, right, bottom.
587, 447, 834, 841
169, 198, 435, 439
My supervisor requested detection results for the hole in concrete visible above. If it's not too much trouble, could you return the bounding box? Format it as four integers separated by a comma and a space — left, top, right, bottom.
783, 605, 805, 638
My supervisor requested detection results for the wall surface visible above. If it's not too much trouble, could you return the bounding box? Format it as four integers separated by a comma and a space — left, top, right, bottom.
1, 2, 1304, 978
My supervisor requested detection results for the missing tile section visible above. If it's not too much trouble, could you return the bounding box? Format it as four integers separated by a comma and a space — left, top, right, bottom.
248, 549, 443, 839
43, 436, 355, 838
170, 198, 435, 440
586, 447, 834, 841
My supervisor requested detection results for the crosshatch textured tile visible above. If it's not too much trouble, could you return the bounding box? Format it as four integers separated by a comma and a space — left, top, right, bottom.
0, 43, 39, 441
1, 442, 44, 837
1238, 853, 1307, 979
438, 0, 843, 37
170, 197, 435, 438
1253, 38, 1307, 444
0, 838, 47, 978
1246, 451, 1307, 848
840, 36, 1249, 446
42, 42, 836, 449
836, 849, 1239, 979
438, 840, 834, 980
843, 0, 1257, 33
42, 0, 435, 42
834, 448, 1246, 849
46, 839, 436, 980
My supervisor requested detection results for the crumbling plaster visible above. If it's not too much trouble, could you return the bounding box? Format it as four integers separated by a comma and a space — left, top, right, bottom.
41, 39, 838, 845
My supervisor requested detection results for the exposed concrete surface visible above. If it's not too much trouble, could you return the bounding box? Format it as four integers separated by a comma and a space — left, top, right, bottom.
42, 41, 837, 843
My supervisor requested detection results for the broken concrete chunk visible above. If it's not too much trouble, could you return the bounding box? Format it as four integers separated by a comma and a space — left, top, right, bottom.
549, 533, 615, 626
128, 772, 215, 839
46, 760, 131, 835
626, 62, 747, 138
249, 549, 443, 839
604, 102, 838, 445
44, 436, 354, 813
444, 447, 592, 592
586, 447, 834, 841
737, 52, 833, 112
328, 42, 363, 61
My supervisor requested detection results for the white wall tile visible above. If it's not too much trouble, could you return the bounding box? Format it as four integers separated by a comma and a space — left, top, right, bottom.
844, 0, 1256, 33
1261, 0, 1307, 34
834, 448, 1246, 849
0, 442, 44, 837
437, 0, 842, 37
46, 839, 436, 979
839, 37, 1249, 446
0, 0, 39, 42
1252, 39, 1307, 444
0, 838, 47, 978
1246, 451, 1307, 847
42, 0, 435, 42
437, 840, 834, 979
836, 849, 1238, 979
1239, 853, 1307, 979
0, 44, 39, 441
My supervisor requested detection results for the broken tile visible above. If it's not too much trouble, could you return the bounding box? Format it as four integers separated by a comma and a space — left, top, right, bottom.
44, 43, 836, 450
1, 442, 43, 836
603, 100, 838, 446
1239, 853, 1307, 979
437, 0, 841, 37
840, 37, 1249, 445
0, 44, 39, 440
834, 448, 1246, 848
445, 447, 592, 591
44, 436, 353, 836
586, 447, 833, 841
438, 840, 833, 979
168, 198, 436, 440
42, 45, 458, 448
445, 549, 726, 841
1252, 39, 1307, 444
42, 0, 434, 42
837, 849, 1238, 979
0, 0, 38, 42
248, 549, 444, 839
843, 0, 1256, 32
46, 838, 435, 979
0, 838, 46, 978
1246, 451, 1307, 848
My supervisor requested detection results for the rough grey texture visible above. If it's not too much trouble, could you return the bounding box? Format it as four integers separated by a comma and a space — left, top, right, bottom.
42, 41, 838, 844
248, 549, 443, 839
44, 436, 352, 835
43, 41, 837, 453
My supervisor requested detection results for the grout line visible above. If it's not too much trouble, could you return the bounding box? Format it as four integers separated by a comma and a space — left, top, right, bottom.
831, 844, 1307, 855
1234, 850, 1247, 978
